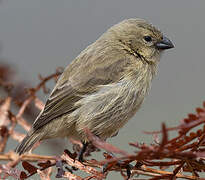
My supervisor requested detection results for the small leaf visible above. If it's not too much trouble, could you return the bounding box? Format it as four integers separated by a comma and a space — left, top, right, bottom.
0, 126, 8, 137
64, 149, 77, 160
188, 113, 198, 120
196, 108, 204, 114
189, 132, 196, 138
22, 161, 38, 174
185, 135, 191, 141
159, 123, 168, 149
37, 160, 51, 168
184, 118, 191, 123
197, 129, 203, 136
20, 171, 27, 180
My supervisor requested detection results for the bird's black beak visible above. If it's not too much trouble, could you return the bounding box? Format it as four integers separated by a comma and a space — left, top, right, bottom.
155, 36, 174, 50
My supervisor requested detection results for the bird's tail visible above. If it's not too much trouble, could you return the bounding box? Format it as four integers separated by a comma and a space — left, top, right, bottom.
15, 130, 43, 155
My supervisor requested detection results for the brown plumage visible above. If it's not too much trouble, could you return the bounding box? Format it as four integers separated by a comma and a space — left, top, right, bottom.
15, 18, 174, 155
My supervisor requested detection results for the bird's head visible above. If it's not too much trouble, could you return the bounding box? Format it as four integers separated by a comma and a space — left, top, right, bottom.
107, 18, 174, 63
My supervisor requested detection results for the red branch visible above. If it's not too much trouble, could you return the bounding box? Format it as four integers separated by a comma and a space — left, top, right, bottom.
1, 64, 205, 179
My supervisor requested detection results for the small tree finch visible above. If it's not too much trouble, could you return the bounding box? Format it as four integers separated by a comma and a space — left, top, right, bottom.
16, 18, 174, 161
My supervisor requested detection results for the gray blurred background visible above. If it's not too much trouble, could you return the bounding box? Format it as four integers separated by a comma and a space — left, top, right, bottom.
0, 0, 205, 179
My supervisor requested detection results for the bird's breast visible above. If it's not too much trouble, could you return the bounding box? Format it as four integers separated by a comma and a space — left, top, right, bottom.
73, 65, 155, 139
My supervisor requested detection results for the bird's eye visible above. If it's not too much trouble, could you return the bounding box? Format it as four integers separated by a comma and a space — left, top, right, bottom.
144, 36, 152, 42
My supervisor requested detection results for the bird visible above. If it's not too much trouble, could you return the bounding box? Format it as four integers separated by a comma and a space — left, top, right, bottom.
15, 18, 174, 160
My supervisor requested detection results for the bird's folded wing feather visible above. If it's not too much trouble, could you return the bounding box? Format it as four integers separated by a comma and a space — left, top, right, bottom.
32, 48, 130, 130
33, 83, 80, 129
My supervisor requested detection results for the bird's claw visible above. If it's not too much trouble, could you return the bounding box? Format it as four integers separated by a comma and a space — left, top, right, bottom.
77, 142, 89, 162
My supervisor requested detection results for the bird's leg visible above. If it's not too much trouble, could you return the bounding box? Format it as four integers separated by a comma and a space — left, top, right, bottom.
78, 142, 89, 162
103, 152, 133, 180
72, 142, 88, 171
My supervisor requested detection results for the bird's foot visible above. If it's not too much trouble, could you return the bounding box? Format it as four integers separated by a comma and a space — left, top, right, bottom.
77, 142, 89, 162
72, 142, 89, 171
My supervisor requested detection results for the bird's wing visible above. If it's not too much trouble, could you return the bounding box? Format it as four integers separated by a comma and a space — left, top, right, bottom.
33, 46, 129, 130
33, 82, 80, 130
